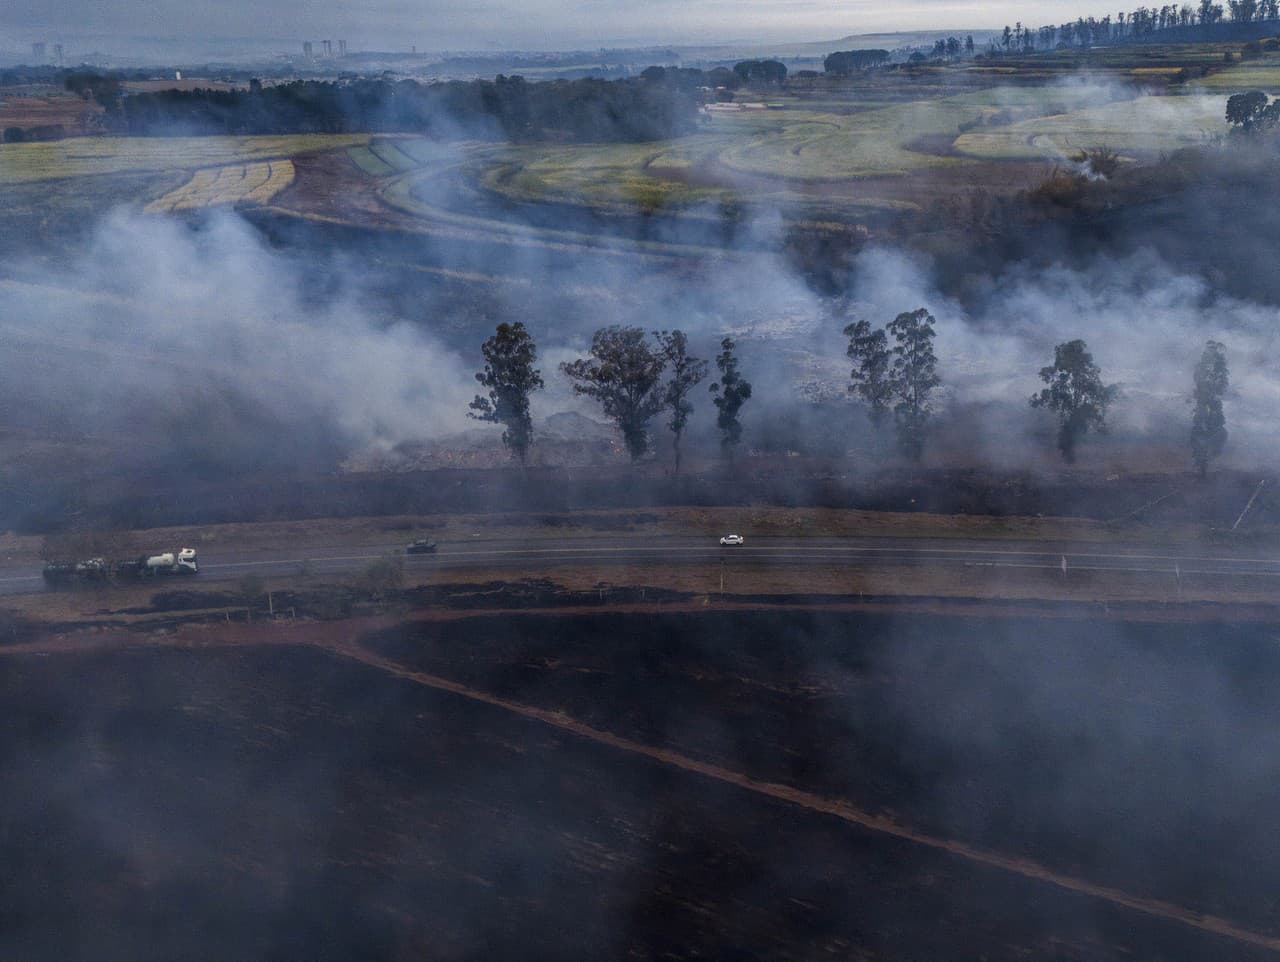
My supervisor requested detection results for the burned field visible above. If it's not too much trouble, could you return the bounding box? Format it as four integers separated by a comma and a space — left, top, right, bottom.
4, 610, 1280, 960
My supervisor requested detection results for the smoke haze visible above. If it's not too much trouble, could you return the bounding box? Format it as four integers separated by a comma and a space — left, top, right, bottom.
1, 180, 1276, 481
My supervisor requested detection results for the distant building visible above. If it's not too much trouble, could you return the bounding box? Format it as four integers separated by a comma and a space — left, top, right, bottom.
31, 41, 46, 61
54, 43, 63, 64
303, 41, 313, 58
323, 39, 332, 57
338, 39, 347, 57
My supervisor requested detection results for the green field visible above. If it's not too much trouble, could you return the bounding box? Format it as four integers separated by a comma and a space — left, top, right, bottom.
1196, 63, 1280, 91
953, 94, 1227, 161
347, 137, 465, 178
377, 163, 732, 258
460, 82, 1171, 216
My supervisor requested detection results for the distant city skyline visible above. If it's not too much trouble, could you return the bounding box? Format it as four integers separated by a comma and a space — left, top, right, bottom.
1, 0, 1128, 60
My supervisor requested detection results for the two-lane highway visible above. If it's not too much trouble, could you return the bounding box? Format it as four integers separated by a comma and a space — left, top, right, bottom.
5, 535, 1280, 596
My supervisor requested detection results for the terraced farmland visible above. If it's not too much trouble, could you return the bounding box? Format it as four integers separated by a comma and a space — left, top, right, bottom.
347, 138, 467, 177
953, 94, 1227, 161
0, 71, 1242, 254
710, 85, 1134, 180
0, 134, 374, 185
1196, 63, 1280, 92
144, 160, 296, 213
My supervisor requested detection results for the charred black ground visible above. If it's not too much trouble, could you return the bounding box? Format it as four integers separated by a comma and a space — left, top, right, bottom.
3, 610, 1279, 961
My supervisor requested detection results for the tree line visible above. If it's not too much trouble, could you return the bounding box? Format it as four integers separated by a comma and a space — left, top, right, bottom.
470, 323, 750, 470
120, 74, 702, 142
990, 0, 1280, 54
848, 312, 1230, 471
471, 317, 1231, 475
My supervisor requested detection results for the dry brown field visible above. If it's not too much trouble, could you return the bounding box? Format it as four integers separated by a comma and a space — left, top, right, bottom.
0, 91, 101, 133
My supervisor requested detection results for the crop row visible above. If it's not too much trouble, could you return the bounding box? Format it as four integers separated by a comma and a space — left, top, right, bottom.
0, 134, 372, 185
346, 137, 461, 177
144, 160, 296, 213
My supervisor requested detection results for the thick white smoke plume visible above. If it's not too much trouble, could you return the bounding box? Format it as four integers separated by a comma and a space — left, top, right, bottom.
0, 209, 477, 453
1, 198, 1277, 475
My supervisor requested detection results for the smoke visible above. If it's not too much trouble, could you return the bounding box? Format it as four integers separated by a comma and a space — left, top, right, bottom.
0, 208, 478, 474
3, 198, 1275, 483
836, 242, 1280, 469
1, 82, 1277, 494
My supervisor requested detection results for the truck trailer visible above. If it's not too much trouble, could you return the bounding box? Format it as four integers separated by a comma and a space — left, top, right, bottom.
43, 547, 199, 585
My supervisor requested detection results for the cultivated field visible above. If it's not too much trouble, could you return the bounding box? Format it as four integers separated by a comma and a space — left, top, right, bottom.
1196, 61, 1280, 90
144, 159, 296, 212
4, 43, 1271, 247
0, 41, 1272, 281
0, 133, 373, 184
954, 93, 1228, 160
0, 90, 101, 133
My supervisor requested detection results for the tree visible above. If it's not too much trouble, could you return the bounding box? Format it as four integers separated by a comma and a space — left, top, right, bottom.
823, 49, 889, 74
1190, 340, 1229, 476
732, 59, 787, 85
843, 319, 894, 429
654, 329, 708, 475
887, 309, 940, 460
469, 322, 544, 464
561, 326, 667, 461
1226, 90, 1280, 132
1030, 339, 1118, 462
709, 338, 752, 460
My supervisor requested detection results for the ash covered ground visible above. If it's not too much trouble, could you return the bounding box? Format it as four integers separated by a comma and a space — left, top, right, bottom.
4, 610, 1280, 961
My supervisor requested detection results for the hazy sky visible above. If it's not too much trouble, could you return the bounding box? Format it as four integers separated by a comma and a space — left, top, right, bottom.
2, 0, 1108, 54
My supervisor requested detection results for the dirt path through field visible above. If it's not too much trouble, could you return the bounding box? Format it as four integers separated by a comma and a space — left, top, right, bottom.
328, 637, 1280, 954
6, 617, 1280, 953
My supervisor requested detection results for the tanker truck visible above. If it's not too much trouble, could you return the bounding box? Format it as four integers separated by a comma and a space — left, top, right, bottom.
43, 547, 199, 585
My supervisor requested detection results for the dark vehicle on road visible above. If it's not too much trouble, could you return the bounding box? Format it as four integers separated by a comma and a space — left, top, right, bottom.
406, 539, 438, 554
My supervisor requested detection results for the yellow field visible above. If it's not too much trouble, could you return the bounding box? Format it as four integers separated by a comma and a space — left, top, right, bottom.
0, 134, 372, 184
144, 160, 296, 212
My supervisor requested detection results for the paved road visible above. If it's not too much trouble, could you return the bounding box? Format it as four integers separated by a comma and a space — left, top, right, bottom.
5, 535, 1280, 595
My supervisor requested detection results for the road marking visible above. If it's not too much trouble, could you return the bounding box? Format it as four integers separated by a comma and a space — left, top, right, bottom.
194, 545, 1280, 579
24, 541, 1280, 593
436, 544, 1280, 566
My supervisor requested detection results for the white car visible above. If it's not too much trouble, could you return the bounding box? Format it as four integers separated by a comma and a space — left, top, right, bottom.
719, 534, 745, 546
